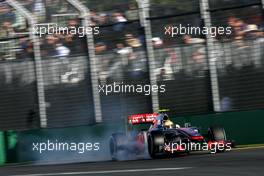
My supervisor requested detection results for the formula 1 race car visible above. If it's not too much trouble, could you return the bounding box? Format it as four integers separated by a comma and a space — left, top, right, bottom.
110, 110, 234, 160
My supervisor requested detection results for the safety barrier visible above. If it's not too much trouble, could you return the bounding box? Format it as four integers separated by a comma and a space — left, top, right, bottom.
2, 109, 263, 164
173, 110, 264, 145
0, 132, 6, 165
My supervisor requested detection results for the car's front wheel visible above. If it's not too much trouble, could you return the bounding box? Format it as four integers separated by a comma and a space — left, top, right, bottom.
208, 126, 227, 142
208, 126, 227, 152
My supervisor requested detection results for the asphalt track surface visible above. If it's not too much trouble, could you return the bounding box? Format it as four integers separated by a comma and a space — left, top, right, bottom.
1, 148, 264, 176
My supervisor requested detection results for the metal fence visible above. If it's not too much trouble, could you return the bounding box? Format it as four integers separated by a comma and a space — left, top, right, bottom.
0, 0, 263, 130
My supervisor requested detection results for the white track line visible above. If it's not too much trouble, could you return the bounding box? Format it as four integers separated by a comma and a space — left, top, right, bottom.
233, 146, 264, 150
11, 167, 192, 176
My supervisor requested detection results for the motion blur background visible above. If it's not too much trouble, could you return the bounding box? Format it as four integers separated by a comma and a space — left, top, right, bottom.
0, 0, 263, 164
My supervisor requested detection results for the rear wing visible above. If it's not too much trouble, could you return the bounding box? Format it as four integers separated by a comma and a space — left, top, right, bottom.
128, 113, 159, 125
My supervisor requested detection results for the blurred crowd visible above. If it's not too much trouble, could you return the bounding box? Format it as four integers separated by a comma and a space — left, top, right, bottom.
0, 0, 140, 58
0, 0, 263, 83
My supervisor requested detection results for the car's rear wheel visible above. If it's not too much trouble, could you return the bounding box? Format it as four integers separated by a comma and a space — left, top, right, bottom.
148, 132, 164, 159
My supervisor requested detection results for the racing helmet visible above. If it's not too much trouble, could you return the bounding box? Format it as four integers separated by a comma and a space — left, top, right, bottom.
164, 119, 174, 129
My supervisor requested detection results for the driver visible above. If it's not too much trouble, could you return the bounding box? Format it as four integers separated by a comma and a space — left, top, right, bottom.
163, 114, 174, 128
164, 119, 174, 128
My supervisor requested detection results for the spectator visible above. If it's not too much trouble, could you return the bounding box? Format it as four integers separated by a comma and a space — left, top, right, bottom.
0, 21, 15, 38
152, 37, 163, 48
191, 47, 207, 73
98, 13, 109, 25
95, 42, 107, 55
112, 12, 127, 31
116, 43, 132, 55
125, 34, 142, 51
68, 19, 78, 28
164, 48, 178, 74
63, 34, 82, 55
243, 24, 264, 68
112, 12, 127, 23
125, 4, 139, 21
183, 35, 206, 75
0, 1, 9, 14
95, 42, 110, 70
244, 24, 262, 39
106, 43, 132, 82
157, 68, 170, 81
153, 41, 175, 80
0, 2, 14, 21
41, 35, 58, 57
17, 38, 34, 59
233, 19, 248, 40
64, 19, 87, 55
183, 35, 205, 44
226, 17, 248, 40
115, 43, 132, 65
55, 43, 70, 57
90, 10, 100, 26
95, 42, 115, 83
152, 37, 167, 69
227, 16, 237, 27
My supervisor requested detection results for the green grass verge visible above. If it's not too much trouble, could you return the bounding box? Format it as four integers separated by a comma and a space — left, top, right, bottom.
236, 144, 264, 148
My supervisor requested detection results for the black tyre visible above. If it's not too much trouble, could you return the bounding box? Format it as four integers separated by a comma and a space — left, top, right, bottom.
148, 132, 164, 158
110, 133, 127, 160
208, 126, 227, 153
208, 126, 226, 142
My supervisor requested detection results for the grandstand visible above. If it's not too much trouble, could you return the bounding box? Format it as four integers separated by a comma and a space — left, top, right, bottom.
0, 0, 263, 131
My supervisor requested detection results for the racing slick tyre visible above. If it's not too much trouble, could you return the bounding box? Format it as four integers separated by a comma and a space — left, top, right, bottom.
148, 132, 164, 159
208, 126, 227, 153
110, 133, 127, 160
208, 126, 227, 142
